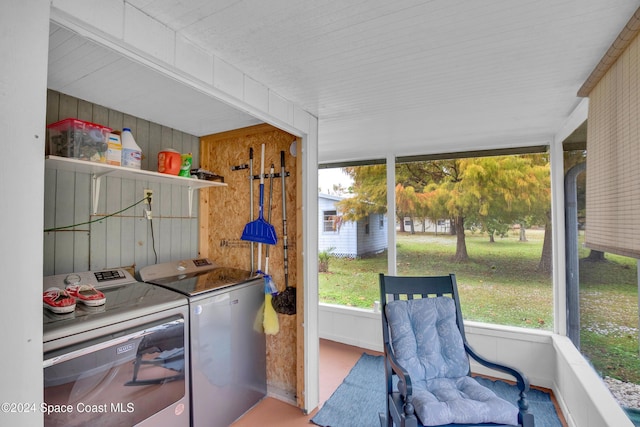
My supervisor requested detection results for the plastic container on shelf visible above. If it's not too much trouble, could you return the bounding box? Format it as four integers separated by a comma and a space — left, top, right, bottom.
179, 153, 192, 177
121, 128, 142, 169
106, 132, 122, 166
47, 118, 111, 163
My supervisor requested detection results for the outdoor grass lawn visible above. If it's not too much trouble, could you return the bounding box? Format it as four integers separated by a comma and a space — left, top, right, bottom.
319, 229, 640, 382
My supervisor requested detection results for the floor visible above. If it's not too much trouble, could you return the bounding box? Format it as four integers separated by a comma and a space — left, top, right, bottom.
231, 339, 381, 427
231, 339, 567, 427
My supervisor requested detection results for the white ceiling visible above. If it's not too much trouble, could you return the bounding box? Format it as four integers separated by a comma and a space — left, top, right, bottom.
49, 1, 640, 163
48, 23, 263, 137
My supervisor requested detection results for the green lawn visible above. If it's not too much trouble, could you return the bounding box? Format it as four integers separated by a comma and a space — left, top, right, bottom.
319, 229, 640, 382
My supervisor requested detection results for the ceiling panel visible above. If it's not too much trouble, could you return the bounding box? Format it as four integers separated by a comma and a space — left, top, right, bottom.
47, 23, 261, 137
50, 1, 640, 162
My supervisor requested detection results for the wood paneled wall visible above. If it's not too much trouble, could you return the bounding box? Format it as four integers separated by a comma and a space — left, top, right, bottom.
199, 124, 303, 407
44, 90, 200, 276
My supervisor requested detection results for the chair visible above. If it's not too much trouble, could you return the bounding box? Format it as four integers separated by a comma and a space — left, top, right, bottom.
379, 273, 534, 427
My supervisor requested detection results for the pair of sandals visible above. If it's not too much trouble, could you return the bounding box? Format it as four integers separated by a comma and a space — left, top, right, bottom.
43, 284, 106, 314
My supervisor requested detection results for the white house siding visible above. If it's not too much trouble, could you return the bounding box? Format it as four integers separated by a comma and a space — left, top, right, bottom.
356, 213, 388, 256
318, 194, 357, 257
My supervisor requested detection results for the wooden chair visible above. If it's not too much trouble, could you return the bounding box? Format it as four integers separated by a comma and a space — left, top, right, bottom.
379, 273, 534, 427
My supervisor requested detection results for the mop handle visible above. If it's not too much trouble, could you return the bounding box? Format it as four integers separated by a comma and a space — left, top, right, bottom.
265, 164, 275, 276
281, 150, 289, 287
249, 147, 254, 273
257, 144, 266, 219
260, 144, 265, 184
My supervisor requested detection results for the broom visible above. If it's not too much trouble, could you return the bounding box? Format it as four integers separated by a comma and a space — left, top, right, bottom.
262, 164, 279, 334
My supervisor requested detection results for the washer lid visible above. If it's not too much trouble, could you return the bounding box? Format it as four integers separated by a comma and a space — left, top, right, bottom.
147, 267, 259, 296
43, 281, 187, 343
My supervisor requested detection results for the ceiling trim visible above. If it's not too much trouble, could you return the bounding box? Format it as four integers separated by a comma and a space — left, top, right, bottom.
578, 6, 640, 97
396, 145, 549, 164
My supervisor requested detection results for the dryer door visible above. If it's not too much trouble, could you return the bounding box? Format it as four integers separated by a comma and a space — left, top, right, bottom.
44, 314, 188, 427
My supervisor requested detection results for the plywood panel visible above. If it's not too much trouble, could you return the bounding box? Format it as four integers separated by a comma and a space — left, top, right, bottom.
200, 124, 302, 405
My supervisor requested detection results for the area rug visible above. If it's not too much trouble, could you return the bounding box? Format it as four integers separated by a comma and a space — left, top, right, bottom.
311, 353, 562, 427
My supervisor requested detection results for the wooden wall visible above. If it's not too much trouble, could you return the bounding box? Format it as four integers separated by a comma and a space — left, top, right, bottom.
199, 124, 303, 407
44, 90, 200, 276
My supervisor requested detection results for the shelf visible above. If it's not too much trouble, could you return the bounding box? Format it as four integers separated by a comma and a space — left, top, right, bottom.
45, 156, 226, 189
45, 156, 226, 216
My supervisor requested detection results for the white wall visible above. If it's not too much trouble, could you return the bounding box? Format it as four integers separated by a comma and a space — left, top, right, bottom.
43, 91, 202, 276
551, 335, 633, 427
0, 1, 50, 426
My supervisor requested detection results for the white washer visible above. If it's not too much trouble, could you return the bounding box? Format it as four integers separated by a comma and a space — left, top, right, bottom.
43, 268, 190, 427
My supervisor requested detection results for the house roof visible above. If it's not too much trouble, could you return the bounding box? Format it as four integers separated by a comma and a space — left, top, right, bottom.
319, 193, 345, 202
49, 1, 640, 163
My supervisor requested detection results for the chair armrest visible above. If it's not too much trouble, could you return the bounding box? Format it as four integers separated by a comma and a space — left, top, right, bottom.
463, 341, 530, 392
385, 342, 413, 398
464, 341, 534, 427
384, 342, 420, 427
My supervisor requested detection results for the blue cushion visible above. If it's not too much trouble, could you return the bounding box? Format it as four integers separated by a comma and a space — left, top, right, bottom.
386, 297, 518, 426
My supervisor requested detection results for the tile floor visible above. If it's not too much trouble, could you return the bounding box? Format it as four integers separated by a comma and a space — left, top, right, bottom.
231, 339, 380, 427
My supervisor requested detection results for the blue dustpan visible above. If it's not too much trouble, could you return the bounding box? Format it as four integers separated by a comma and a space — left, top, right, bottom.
241, 144, 277, 245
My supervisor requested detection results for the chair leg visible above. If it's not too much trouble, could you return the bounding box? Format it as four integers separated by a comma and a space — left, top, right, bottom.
520, 412, 535, 427
379, 412, 387, 427
518, 390, 534, 427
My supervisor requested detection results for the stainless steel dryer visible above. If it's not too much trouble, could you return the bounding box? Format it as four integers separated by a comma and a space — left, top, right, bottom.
139, 258, 266, 427
43, 268, 190, 427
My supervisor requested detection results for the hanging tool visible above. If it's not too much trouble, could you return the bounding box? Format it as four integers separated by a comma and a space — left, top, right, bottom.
263, 164, 278, 295
262, 165, 279, 335
231, 148, 254, 272
272, 150, 296, 315
249, 147, 254, 272
241, 144, 277, 245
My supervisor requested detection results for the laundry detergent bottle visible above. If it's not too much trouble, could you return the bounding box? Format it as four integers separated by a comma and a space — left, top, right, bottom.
121, 128, 142, 169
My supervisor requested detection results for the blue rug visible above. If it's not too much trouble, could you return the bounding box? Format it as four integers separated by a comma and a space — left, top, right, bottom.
311, 353, 562, 427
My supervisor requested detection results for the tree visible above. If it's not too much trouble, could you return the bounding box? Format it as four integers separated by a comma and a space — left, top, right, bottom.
396, 184, 418, 233
336, 165, 387, 222
416, 160, 471, 261
338, 154, 551, 265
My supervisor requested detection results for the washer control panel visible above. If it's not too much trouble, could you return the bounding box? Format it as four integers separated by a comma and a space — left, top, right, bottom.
43, 269, 134, 291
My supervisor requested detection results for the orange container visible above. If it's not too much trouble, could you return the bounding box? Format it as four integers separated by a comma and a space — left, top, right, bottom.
158, 149, 181, 175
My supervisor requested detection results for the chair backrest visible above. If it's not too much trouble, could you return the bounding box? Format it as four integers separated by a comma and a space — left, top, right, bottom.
379, 273, 467, 342
379, 274, 472, 382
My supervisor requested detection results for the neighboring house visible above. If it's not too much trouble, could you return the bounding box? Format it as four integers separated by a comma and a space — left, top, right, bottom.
400, 217, 451, 234
319, 193, 388, 258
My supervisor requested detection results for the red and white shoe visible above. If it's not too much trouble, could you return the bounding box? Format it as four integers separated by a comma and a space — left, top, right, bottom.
43, 288, 76, 314
65, 284, 106, 307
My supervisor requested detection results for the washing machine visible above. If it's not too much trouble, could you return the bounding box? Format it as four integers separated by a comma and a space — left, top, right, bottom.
139, 258, 266, 427
43, 268, 190, 427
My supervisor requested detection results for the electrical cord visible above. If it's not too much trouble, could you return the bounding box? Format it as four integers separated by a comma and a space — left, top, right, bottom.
44, 196, 150, 232
146, 196, 159, 264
